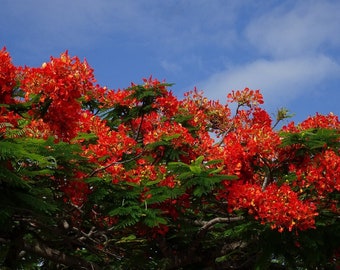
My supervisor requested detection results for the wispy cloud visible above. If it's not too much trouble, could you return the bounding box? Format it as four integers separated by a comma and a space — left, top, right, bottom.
197, 0, 340, 109
245, 1, 340, 58
197, 55, 340, 105
160, 60, 183, 73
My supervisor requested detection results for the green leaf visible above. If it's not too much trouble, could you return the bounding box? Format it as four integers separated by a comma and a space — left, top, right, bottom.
20, 168, 54, 177
209, 166, 224, 174
215, 254, 229, 263
173, 113, 193, 124
280, 128, 340, 152
220, 174, 238, 181
177, 171, 194, 180
204, 159, 224, 166
145, 140, 169, 150
73, 132, 98, 142
142, 209, 167, 227
84, 176, 103, 184
116, 234, 137, 243
194, 155, 205, 165
189, 164, 202, 174
145, 178, 163, 186
162, 133, 181, 142
168, 161, 189, 168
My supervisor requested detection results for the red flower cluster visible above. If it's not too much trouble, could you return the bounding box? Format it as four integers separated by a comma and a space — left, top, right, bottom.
228, 182, 318, 232
144, 121, 195, 149
282, 112, 340, 132
227, 88, 264, 107
0, 47, 17, 104
291, 149, 340, 197
20, 51, 101, 140
61, 179, 91, 206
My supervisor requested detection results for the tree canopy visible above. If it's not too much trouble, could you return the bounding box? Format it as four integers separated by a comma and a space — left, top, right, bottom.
0, 48, 339, 269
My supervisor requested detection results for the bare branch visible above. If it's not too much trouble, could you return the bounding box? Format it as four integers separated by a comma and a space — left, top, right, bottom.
197, 216, 244, 232
262, 176, 269, 191
22, 240, 101, 270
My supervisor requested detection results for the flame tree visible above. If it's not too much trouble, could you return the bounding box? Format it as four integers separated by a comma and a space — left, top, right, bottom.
0, 48, 339, 269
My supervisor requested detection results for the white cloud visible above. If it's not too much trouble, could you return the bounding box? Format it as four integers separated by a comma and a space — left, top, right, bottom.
193, 0, 340, 111
245, 1, 340, 58
196, 55, 340, 107
160, 60, 183, 73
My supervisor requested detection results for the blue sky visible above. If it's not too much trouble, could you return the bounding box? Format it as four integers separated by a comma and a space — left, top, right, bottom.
1, 0, 340, 124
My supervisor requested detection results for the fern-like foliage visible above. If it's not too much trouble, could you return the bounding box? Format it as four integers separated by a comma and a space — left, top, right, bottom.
280, 128, 340, 151
168, 156, 237, 197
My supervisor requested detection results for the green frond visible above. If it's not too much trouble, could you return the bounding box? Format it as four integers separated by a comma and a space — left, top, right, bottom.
0, 122, 13, 129
3, 127, 26, 138
14, 191, 58, 214
109, 205, 142, 229
280, 128, 340, 152
0, 120, 32, 139
0, 140, 56, 169
143, 209, 167, 227
0, 166, 31, 190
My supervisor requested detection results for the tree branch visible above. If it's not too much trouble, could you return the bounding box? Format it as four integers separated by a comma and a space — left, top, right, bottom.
22, 240, 101, 270
196, 216, 244, 233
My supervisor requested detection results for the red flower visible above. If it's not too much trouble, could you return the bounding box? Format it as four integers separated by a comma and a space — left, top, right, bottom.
228, 182, 318, 232
0, 47, 17, 104
20, 51, 99, 141
227, 88, 264, 107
